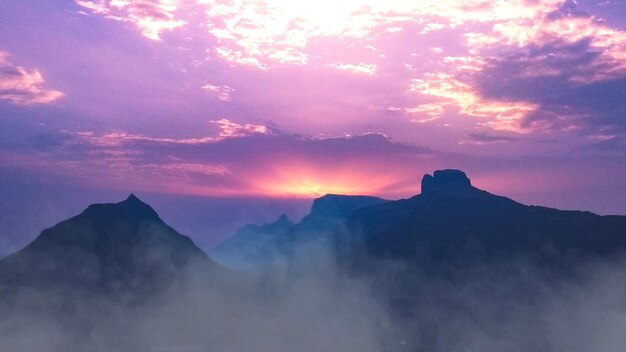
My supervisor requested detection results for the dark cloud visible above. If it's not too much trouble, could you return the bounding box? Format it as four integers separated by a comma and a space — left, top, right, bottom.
0, 130, 442, 200
475, 39, 626, 135
465, 133, 519, 144
579, 135, 626, 153
547, 0, 592, 20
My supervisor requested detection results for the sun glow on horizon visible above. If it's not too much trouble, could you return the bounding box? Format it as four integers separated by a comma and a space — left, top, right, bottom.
252, 163, 418, 198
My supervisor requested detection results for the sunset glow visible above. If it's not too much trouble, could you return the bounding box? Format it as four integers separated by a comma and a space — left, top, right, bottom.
253, 163, 411, 198
0, 0, 625, 234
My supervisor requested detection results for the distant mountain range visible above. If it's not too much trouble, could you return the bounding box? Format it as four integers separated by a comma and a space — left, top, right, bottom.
210, 214, 295, 271
211, 194, 388, 270
351, 169, 626, 266
2, 169, 626, 294
1, 169, 625, 352
212, 169, 626, 271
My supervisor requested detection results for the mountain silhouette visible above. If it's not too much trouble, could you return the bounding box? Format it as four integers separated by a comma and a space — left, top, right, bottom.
211, 194, 388, 270
212, 171, 626, 272
1, 173, 625, 352
338, 170, 626, 350
286, 194, 389, 237
348, 169, 626, 266
0, 194, 224, 300
211, 214, 295, 270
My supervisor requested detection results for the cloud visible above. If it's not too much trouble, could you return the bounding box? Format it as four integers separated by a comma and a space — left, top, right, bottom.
409, 72, 539, 131
198, 0, 568, 68
474, 40, 626, 134
404, 103, 447, 123
420, 22, 445, 34
2, 122, 625, 215
470, 8, 626, 81
0, 128, 439, 199
4, 223, 626, 352
327, 62, 377, 76
408, 2, 626, 134
76, 0, 185, 40
2, 0, 622, 159
0, 51, 63, 105
460, 133, 519, 145
63, 0, 624, 139
68, 119, 270, 147
213, 118, 271, 138
580, 135, 626, 153
202, 84, 235, 102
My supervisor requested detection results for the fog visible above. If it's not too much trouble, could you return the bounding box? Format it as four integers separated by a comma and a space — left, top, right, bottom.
2, 237, 626, 352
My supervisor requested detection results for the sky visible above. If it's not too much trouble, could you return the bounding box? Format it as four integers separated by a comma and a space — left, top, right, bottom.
1, 0, 625, 254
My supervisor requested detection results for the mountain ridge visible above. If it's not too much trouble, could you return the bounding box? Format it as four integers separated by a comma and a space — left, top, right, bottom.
210, 193, 389, 270
348, 170, 626, 265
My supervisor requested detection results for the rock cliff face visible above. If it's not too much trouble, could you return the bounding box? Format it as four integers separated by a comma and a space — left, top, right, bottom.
420, 169, 473, 195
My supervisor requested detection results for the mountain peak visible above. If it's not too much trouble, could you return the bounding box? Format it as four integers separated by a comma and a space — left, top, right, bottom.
126, 193, 139, 201
309, 194, 388, 219
421, 169, 474, 195
276, 214, 290, 223
0, 194, 214, 294
82, 194, 161, 222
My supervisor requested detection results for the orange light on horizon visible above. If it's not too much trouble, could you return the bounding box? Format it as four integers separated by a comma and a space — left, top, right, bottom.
250, 162, 419, 199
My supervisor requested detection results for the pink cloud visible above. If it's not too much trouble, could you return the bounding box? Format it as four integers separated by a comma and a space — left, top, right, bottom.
466, 11, 626, 83
212, 118, 271, 138
198, 0, 568, 68
327, 62, 377, 76
1, 127, 624, 215
409, 72, 539, 132
405, 103, 447, 123
0, 51, 63, 105
76, 0, 185, 40
404, 2, 626, 134
1, 130, 440, 198
202, 84, 235, 102
51, 0, 626, 140
69, 119, 270, 148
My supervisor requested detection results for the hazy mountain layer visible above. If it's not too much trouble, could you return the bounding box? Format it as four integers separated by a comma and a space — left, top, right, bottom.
211, 194, 388, 270
2, 171, 626, 352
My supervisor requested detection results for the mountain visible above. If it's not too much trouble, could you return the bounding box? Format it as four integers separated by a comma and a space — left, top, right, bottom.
212, 170, 626, 273
278, 194, 389, 257
341, 170, 626, 351
0, 194, 225, 301
210, 214, 295, 270
1, 174, 624, 352
292, 194, 389, 233
211, 194, 388, 271
348, 169, 626, 266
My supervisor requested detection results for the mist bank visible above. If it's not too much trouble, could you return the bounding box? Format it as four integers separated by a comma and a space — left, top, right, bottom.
2, 241, 626, 352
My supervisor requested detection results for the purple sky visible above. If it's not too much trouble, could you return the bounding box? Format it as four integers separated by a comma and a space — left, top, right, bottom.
1, 0, 625, 255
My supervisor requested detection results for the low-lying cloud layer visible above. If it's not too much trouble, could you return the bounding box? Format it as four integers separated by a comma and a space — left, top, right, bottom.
2, 237, 626, 352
